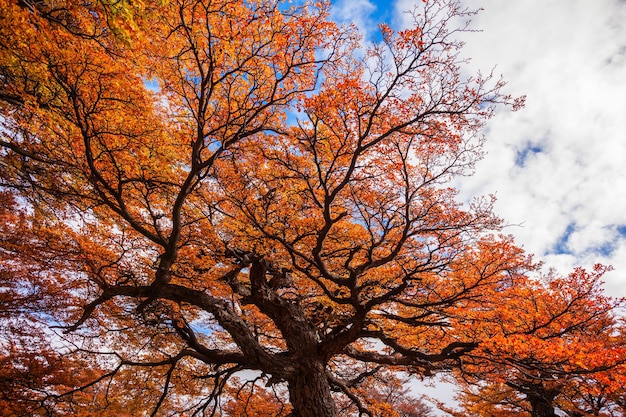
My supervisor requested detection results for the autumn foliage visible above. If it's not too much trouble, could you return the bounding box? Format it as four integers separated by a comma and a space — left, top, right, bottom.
0, 0, 623, 416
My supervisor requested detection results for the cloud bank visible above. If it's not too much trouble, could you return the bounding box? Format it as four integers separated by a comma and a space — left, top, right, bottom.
455, 0, 626, 298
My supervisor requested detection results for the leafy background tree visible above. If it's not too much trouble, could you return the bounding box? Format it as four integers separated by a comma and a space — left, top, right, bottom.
439, 266, 626, 417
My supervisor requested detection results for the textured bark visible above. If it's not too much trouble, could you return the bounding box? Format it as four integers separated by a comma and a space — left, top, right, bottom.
528, 392, 558, 417
287, 361, 338, 417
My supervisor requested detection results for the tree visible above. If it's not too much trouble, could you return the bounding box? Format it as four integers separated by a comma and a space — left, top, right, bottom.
445, 266, 626, 417
0, 0, 573, 415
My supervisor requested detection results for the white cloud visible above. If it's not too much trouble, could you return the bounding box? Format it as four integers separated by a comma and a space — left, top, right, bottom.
330, 0, 377, 38
451, 0, 626, 297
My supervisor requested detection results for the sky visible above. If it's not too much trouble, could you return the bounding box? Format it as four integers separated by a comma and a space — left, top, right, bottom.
330, 0, 626, 297
329, 0, 626, 412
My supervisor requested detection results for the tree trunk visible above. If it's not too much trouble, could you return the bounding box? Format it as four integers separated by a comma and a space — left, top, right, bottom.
287, 361, 338, 417
528, 393, 558, 417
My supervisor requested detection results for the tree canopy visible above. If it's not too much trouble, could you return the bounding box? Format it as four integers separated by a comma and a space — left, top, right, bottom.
0, 0, 623, 416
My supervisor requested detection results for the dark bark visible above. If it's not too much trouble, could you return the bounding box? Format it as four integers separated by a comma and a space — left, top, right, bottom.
246, 259, 339, 416
528, 391, 558, 417
507, 381, 560, 417
287, 361, 338, 417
